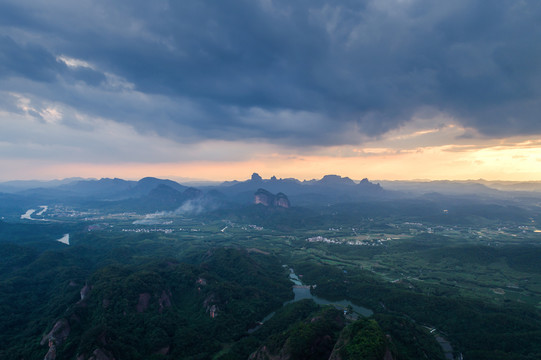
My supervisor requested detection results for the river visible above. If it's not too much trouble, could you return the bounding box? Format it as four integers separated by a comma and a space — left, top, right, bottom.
285, 269, 373, 316
21, 209, 36, 220
252, 270, 459, 359
248, 268, 373, 333
20, 206, 48, 220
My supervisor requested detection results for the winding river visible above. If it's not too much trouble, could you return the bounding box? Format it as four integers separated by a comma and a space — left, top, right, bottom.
20, 206, 48, 220
248, 268, 373, 333
250, 269, 459, 359
285, 270, 373, 316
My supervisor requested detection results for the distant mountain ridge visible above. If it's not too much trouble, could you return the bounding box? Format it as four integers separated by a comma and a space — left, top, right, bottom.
113, 177, 188, 199
7, 173, 541, 221
305, 174, 356, 186
2, 173, 541, 225
14, 177, 188, 201
0, 174, 386, 217
212, 173, 385, 205
1, 174, 386, 202
0, 178, 87, 193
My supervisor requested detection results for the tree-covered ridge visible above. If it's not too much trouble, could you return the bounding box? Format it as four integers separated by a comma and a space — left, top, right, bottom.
331, 318, 387, 360
1, 193, 541, 360
296, 261, 541, 360
254, 306, 345, 360
224, 301, 416, 360
0, 247, 292, 360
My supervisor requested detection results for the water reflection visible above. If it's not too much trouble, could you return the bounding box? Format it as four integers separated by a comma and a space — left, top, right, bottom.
248, 268, 373, 333
286, 286, 373, 317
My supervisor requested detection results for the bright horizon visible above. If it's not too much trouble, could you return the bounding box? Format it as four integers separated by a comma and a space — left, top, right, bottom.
2, 1, 541, 183
3, 129, 541, 183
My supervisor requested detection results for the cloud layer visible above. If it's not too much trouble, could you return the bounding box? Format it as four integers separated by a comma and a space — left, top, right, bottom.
1, 0, 541, 160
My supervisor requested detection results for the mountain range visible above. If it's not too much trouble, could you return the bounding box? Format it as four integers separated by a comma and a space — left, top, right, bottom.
0, 174, 384, 212
2, 173, 541, 223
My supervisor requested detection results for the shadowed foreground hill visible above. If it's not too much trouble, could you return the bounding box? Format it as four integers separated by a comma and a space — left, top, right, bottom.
1, 248, 292, 360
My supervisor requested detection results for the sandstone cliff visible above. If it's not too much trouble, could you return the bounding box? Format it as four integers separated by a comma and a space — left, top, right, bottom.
254, 188, 290, 208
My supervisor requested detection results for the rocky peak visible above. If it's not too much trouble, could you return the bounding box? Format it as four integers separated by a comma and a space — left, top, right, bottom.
80, 284, 91, 301
254, 189, 290, 208
251, 173, 263, 182
254, 188, 273, 206
41, 318, 71, 360
318, 175, 356, 186
274, 192, 290, 208
358, 178, 383, 192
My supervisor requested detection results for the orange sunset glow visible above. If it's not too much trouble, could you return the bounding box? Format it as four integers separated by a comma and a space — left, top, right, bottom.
1, 0, 541, 184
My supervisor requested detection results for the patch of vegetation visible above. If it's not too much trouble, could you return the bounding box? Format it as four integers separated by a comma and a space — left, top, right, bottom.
334, 318, 387, 360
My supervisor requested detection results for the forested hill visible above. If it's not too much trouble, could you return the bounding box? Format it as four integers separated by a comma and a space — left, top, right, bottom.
0, 247, 292, 359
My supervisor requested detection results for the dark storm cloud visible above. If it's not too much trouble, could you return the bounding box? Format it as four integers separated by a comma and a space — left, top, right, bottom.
1, 0, 541, 145
0, 36, 64, 82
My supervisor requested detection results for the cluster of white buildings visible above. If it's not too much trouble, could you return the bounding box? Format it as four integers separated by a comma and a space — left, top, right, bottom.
122, 228, 174, 234
306, 235, 392, 246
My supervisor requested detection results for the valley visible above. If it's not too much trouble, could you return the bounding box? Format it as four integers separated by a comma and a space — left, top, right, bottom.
0, 175, 540, 359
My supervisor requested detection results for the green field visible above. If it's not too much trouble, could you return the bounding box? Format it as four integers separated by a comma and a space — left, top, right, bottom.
1, 204, 541, 359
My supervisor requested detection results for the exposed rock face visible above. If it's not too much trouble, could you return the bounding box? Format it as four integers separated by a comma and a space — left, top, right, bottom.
254, 188, 290, 208
208, 304, 218, 318
41, 319, 71, 360
158, 290, 172, 313
41, 319, 70, 346
136, 293, 151, 313
254, 188, 273, 206
88, 348, 115, 360
202, 292, 220, 318
274, 193, 290, 208
80, 284, 91, 301
43, 341, 56, 360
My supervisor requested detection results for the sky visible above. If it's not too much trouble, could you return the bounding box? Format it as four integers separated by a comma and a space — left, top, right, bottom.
1, 0, 541, 182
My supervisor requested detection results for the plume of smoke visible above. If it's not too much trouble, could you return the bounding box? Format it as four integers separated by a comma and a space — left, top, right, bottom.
133, 212, 168, 225
175, 197, 221, 215
133, 196, 220, 224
